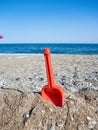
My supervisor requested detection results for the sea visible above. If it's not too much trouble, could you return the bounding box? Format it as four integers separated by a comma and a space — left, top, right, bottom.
0, 43, 98, 54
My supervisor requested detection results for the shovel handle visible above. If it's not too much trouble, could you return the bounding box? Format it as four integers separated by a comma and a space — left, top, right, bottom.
44, 48, 55, 89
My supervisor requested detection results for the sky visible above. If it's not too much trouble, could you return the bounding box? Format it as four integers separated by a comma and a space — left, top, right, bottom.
0, 0, 98, 43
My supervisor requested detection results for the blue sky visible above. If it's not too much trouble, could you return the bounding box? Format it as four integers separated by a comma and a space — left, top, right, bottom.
0, 0, 98, 43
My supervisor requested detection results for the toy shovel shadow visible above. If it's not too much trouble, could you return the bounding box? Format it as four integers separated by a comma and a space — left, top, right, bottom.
41, 48, 64, 107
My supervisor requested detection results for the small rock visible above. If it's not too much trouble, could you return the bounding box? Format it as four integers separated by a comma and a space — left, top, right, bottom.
72, 80, 78, 85
69, 87, 78, 92
61, 82, 65, 86
41, 110, 45, 114
38, 121, 42, 126
87, 119, 96, 129
39, 77, 44, 81
28, 77, 32, 81
48, 127, 55, 130
56, 122, 64, 127
96, 98, 98, 101
23, 112, 30, 119
70, 115, 74, 122
15, 77, 20, 81
0, 80, 5, 88
95, 108, 98, 114
68, 95, 76, 100
23, 112, 30, 125
86, 116, 91, 121
49, 108, 53, 112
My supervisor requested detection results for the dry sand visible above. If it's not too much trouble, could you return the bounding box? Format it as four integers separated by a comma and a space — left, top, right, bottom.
0, 55, 98, 130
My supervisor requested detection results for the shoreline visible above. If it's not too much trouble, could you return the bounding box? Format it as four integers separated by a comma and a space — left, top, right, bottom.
0, 53, 98, 55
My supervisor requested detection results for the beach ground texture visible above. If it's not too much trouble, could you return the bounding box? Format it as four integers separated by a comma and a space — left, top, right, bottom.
0, 55, 98, 130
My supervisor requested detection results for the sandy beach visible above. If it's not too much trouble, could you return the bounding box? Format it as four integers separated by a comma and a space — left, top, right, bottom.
0, 54, 98, 91
0, 54, 98, 130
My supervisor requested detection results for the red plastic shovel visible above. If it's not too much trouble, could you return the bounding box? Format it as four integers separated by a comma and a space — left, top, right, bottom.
41, 48, 64, 107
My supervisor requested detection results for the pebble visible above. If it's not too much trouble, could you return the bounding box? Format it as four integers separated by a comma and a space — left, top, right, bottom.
88, 121, 96, 129
70, 115, 74, 122
41, 110, 45, 115
87, 119, 96, 129
96, 98, 98, 101
68, 94, 76, 100
95, 108, 98, 114
38, 121, 42, 127
41, 109, 45, 113
69, 87, 78, 92
56, 122, 64, 127
49, 108, 53, 112
26, 113, 29, 118
86, 116, 91, 121
23, 112, 30, 120
0, 80, 5, 88
28, 77, 32, 81
39, 77, 44, 81
15, 77, 20, 81
48, 127, 55, 130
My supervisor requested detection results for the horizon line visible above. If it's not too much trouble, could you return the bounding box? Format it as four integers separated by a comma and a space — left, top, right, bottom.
0, 42, 98, 44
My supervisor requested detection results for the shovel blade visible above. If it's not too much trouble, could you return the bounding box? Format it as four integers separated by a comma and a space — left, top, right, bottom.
41, 85, 64, 107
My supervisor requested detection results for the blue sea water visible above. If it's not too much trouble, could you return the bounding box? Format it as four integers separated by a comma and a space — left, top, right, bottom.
0, 43, 98, 54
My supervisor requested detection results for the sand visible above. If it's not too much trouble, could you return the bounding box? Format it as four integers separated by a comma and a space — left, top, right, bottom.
0, 54, 98, 91
0, 54, 98, 130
